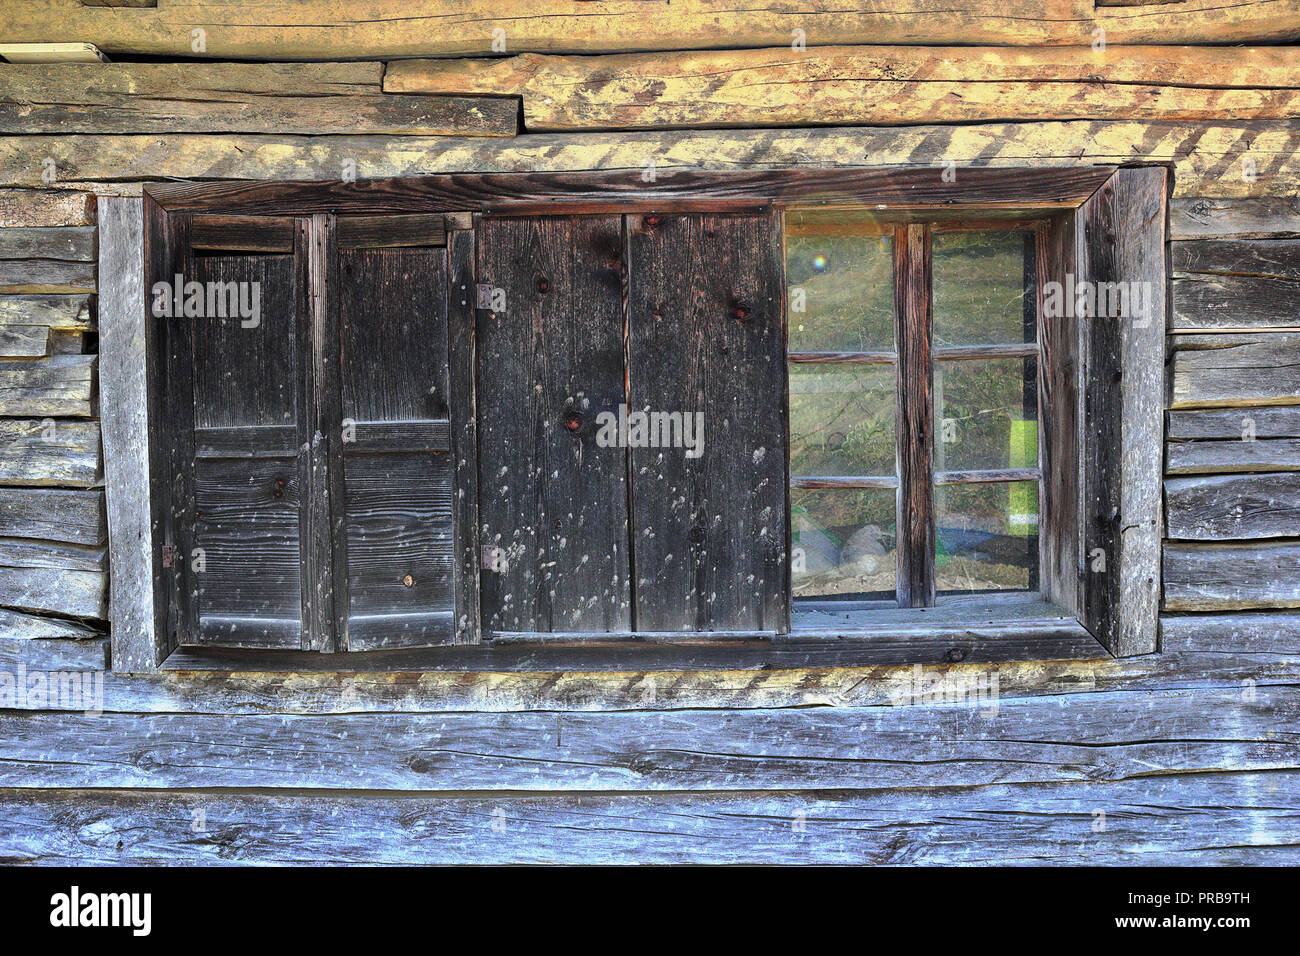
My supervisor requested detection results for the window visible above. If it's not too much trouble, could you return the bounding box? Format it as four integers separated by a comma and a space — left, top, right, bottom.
788, 215, 1044, 609
101, 166, 1165, 672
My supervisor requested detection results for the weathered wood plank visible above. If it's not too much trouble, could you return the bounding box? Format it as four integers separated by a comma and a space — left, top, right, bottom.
0, 226, 95, 262
0, 538, 106, 572
1166, 473, 1300, 539
0, 41, 105, 63
0, 189, 93, 228
3, 1, 1297, 57
0, 293, 93, 330
0, 564, 106, 618
0, 324, 49, 356
0, 685, 1296, 792
1, 123, 1293, 198
0, 258, 95, 293
1168, 406, 1300, 440
0, 63, 517, 136
1171, 238, 1300, 330
388, 46, 1300, 131
1167, 437, 1300, 474
0, 419, 100, 486
1170, 332, 1300, 407
0, 352, 95, 416
1164, 541, 1300, 610
1171, 197, 1300, 239
447, 228, 480, 645
0, 487, 104, 546
0, 607, 101, 640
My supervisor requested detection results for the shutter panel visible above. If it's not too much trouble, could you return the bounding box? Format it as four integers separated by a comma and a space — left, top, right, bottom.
475, 215, 631, 635
626, 211, 789, 633
179, 249, 309, 649
334, 242, 457, 650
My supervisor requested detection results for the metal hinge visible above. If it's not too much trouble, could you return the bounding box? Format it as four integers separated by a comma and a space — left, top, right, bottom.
481, 545, 508, 573
476, 284, 496, 310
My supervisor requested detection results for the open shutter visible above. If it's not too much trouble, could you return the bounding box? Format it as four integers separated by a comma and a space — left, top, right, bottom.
332, 217, 457, 650
170, 225, 311, 649
626, 211, 789, 633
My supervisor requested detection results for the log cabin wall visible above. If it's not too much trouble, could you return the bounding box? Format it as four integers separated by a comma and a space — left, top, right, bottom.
1, 1, 1299, 863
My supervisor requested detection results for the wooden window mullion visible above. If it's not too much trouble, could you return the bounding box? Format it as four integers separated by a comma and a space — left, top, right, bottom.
894, 223, 935, 608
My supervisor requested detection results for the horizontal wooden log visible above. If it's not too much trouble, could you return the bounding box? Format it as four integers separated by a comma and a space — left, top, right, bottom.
1172, 274, 1300, 331
2, 771, 1297, 865
0, 123, 1294, 198
1168, 406, 1300, 439
0, 487, 104, 545
0, 419, 100, 486
0, 226, 95, 261
0, 293, 93, 330
1169, 332, 1300, 407
0, 63, 517, 136
0, 41, 105, 63
0, 324, 49, 356
0, 607, 101, 640
1165, 473, 1300, 539
0, 189, 93, 228
3, 1, 1297, 57
1164, 540, 1300, 610
1171, 197, 1300, 239
0, 564, 106, 618
1172, 238, 1300, 278
1166, 438, 1300, 474
0, 685, 1295, 792
0, 353, 96, 416
0, 258, 95, 293
0, 634, 106, 675
387, 46, 1300, 131
0, 538, 105, 572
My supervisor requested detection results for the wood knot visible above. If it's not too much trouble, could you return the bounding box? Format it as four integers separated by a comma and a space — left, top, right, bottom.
403, 574, 415, 587
729, 301, 751, 321
536, 276, 550, 294
688, 526, 706, 545
944, 647, 967, 663
564, 411, 582, 432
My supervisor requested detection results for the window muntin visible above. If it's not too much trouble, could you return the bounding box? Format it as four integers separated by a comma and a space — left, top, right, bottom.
787, 214, 1042, 608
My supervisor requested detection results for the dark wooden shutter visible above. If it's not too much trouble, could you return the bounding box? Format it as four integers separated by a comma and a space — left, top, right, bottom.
475, 215, 631, 635
626, 212, 789, 633
332, 229, 457, 650
174, 241, 310, 649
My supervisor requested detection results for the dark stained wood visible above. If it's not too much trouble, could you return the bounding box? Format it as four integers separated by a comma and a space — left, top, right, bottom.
476, 215, 631, 634
791, 475, 898, 490
787, 350, 896, 365
934, 468, 1041, 485
191, 214, 294, 252
446, 226, 481, 644
1166, 473, 1300, 540
145, 167, 1117, 217
1172, 237, 1300, 278
895, 222, 934, 608
627, 211, 788, 633
336, 213, 446, 250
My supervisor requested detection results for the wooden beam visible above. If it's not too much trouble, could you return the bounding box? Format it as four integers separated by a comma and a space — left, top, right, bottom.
0, 189, 94, 227
0, 353, 96, 416
1166, 473, 1300, 539
1171, 197, 1300, 239
0, 607, 101, 640
0, 487, 104, 546
1167, 438, 1300, 474
0, 62, 517, 136
387, 46, 1300, 131
0, 226, 95, 261
1172, 238, 1300, 330
0, 41, 104, 63
0, 419, 101, 486
2, 1, 1297, 57
1168, 406, 1300, 439
0, 258, 95, 293
1170, 332, 1300, 407
1165, 541, 1300, 610
0, 123, 1287, 198
0, 565, 106, 618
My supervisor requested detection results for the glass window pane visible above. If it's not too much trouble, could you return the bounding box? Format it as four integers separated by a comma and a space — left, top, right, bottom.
935, 356, 1038, 473
786, 227, 894, 352
933, 230, 1035, 347
935, 482, 1039, 595
792, 488, 897, 601
790, 364, 896, 477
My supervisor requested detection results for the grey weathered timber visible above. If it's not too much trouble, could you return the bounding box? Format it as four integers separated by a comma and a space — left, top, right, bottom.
0, 124, 1294, 198
0, 538, 105, 572
0, 607, 101, 640
0, 324, 49, 355
1075, 167, 1166, 657
0, 634, 106, 673
1165, 473, 1300, 539
1171, 239, 1300, 330
5, 771, 1300, 865
1170, 332, 1300, 407
0, 564, 106, 618
98, 196, 163, 671
0, 487, 104, 545
1168, 406, 1300, 440
0, 189, 94, 228
0, 258, 95, 292
0, 352, 95, 416
0, 293, 94, 330
0, 419, 100, 486
1164, 541, 1300, 611
0, 226, 95, 261
0, 62, 517, 136
1166, 438, 1300, 474
1170, 197, 1300, 239
0, 684, 1296, 793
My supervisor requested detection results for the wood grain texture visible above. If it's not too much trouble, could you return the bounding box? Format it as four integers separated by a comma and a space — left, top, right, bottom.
388, 46, 1300, 131
446, 227, 481, 644
1170, 332, 1300, 407
0, 564, 105, 618
895, 223, 934, 608
0, 607, 101, 640
0, 189, 94, 228
0, 293, 93, 330
0, 62, 516, 136
1172, 238, 1300, 330
0, 226, 95, 261
1171, 197, 1300, 239
1164, 541, 1300, 610
0, 487, 103, 545
1166, 473, 1300, 539
0, 257, 95, 293
1168, 406, 1300, 439
0, 324, 49, 356
4, 1, 1297, 57
0, 538, 105, 573
2, 123, 1287, 198
0, 419, 100, 486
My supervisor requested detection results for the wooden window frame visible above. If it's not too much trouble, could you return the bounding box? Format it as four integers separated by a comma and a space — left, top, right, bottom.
100, 165, 1165, 673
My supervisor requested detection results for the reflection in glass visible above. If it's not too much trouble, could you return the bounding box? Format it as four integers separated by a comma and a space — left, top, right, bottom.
786, 230, 894, 352
933, 230, 1035, 347
792, 488, 897, 600
935, 482, 1038, 594
789, 364, 896, 477
935, 357, 1038, 473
